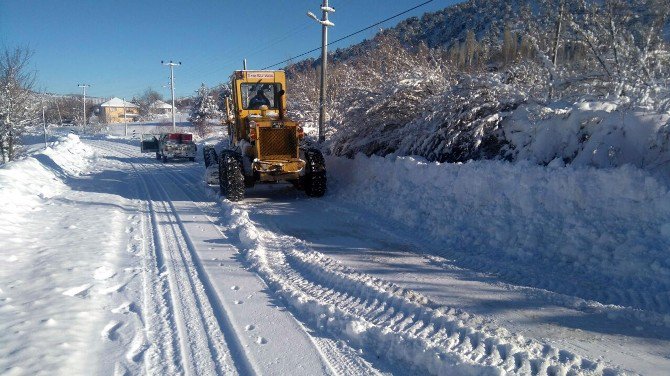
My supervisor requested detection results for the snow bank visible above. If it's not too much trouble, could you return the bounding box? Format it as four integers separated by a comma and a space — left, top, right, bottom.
0, 134, 95, 217
328, 155, 670, 321
0, 135, 118, 375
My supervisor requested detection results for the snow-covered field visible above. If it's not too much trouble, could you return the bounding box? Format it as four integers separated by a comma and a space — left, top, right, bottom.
1, 131, 669, 375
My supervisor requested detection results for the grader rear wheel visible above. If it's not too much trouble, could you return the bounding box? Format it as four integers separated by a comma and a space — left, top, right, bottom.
218, 152, 245, 201
303, 148, 327, 197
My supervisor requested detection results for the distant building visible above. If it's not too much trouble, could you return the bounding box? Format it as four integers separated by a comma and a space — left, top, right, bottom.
151, 100, 173, 115
99, 97, 140, 124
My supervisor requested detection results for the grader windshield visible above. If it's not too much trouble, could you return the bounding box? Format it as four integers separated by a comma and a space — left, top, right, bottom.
241, 83, 283, 110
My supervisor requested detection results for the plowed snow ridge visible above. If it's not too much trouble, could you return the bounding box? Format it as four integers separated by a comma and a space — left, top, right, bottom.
218, 202, 621, 375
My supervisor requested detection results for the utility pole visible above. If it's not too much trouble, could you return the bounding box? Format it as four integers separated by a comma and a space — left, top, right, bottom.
123, 97, 128, 137
161, 60, 181, 132
78, 84, 90, 132
307, 1, 335, 143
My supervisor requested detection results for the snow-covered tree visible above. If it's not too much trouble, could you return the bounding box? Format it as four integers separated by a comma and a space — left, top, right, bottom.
189, 83, 222, 137
132, 87, 163, 120
0, 46, 37, 163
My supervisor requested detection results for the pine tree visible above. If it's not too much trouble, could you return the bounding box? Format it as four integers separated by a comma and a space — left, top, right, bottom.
189, 84, 222, 137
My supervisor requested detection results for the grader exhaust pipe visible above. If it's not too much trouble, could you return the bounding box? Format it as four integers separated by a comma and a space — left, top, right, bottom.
277, 89, 286, 120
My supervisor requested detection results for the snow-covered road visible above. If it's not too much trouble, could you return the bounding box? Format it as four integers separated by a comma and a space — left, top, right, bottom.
2, 135, 669, 375
88, 139, 374, 375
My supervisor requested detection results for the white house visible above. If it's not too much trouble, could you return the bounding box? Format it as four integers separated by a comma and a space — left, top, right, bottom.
151, 100, 173, 115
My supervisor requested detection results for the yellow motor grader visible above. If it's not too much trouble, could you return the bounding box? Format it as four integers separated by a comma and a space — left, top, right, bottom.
218, 70, 326, 201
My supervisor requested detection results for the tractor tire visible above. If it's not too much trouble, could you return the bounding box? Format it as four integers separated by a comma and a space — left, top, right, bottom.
218, 152, 245, 201
303, 148, 327, 197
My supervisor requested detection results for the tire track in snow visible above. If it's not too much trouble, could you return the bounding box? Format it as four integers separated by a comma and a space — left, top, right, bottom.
93, 139, 625, 375
156, 155, 383, 376
93, 142, 181, 375
215, 200, 625, 375
99, 140, 365, 375
147, 171, 257, 376
155, 144, 625, 375
144, 176, 237, 375
91, 141, 237, 375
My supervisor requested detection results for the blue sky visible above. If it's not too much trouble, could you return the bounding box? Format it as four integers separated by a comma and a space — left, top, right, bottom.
0, 0, 459, 99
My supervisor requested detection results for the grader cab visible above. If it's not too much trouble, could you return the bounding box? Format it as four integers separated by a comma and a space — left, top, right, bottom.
218, 70, 326, 201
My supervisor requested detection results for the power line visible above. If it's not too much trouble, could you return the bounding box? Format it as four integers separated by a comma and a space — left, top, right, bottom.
262, 0, 434, 69
185, 0, 354, 81
188, 21, 314, 80
64, 0, 428, 99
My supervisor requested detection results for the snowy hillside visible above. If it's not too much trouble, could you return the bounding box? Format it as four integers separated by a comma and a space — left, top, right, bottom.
287, 0, 670, 178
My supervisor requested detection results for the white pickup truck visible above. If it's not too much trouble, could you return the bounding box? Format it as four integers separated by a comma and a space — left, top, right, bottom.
141, 133, 197, 162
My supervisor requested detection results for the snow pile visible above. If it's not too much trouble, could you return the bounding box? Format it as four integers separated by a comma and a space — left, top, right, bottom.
328, 155, 670, 322
0, 134, 95, 215
217, 201, 620, 374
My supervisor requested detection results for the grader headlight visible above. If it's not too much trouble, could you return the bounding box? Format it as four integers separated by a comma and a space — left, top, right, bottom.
249, 120, 257, 141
